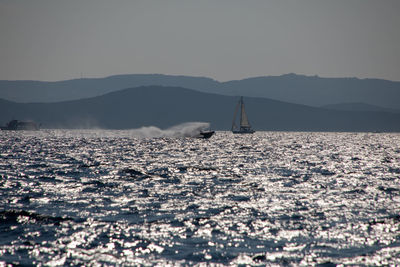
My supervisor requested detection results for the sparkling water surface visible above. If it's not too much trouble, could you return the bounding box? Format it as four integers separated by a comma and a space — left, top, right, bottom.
1, 130, 400, 266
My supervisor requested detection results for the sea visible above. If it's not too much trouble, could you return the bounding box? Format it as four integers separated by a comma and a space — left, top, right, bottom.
1, 126, 400, 266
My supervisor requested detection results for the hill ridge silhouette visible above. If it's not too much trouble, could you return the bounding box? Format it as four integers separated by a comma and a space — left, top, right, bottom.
1, 85, 400, 132
1, 73, 400, 110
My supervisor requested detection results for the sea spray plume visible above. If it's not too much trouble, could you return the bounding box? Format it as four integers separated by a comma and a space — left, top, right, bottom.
130, 126, 165, 138
129, 122, 210, 138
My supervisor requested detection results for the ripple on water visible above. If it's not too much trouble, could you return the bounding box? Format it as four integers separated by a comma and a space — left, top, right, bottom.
0, 130, 399, 265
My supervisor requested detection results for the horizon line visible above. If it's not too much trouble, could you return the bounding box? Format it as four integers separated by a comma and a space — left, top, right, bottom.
1, 72, 399, 83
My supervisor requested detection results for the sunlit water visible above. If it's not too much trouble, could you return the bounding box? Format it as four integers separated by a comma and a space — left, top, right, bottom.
1, 130, 399, 266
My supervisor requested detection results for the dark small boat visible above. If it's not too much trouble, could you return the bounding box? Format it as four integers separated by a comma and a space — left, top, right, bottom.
0, 120, 40, 131
199, 130, 215, 139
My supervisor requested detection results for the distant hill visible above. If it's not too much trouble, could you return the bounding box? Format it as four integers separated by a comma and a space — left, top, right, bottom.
0, 74, 219, 103
218, 74, 400, 110
1, 86, 400, 132
1, 73, 400, 110
322, 103, 400, 113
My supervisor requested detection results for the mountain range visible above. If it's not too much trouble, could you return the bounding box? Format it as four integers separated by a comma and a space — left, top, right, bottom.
1, 73, 400, 111
1, 86, 400, 132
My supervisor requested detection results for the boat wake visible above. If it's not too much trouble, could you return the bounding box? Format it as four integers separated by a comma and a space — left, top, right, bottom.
129, 122, 211, 138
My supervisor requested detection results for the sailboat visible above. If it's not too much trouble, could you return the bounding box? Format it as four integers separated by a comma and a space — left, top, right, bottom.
231, 96, 255, 134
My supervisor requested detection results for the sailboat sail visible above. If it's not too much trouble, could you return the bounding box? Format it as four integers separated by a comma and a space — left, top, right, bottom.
231, 101, 240, 131
240, 101, 251, 128
232, 97, 255, 134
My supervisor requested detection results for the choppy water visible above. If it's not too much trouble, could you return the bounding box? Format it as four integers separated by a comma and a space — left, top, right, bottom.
1, 130, 400, 266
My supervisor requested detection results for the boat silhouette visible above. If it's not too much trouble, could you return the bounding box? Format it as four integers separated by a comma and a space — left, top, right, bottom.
0, 120, 40, 130
231, 97, 255, 134
198, 130, 215, 139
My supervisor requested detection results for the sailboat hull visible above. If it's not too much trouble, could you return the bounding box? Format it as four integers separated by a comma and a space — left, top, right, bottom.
232, 129, 255, 134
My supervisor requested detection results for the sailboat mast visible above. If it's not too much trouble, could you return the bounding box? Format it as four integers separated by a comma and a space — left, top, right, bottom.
239, 96, 244, 128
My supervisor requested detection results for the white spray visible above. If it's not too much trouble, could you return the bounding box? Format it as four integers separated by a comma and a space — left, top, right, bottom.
128, 122, 210, 138
45, 122, 211, 139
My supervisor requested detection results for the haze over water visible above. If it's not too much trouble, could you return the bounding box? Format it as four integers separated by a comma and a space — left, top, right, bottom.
1, 129, 400, 265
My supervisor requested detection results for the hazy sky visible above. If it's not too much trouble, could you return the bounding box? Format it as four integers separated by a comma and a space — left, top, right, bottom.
1, 0, 399, 81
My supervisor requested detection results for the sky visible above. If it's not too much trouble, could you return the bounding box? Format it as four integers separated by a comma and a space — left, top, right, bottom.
0, 0, 399, 82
